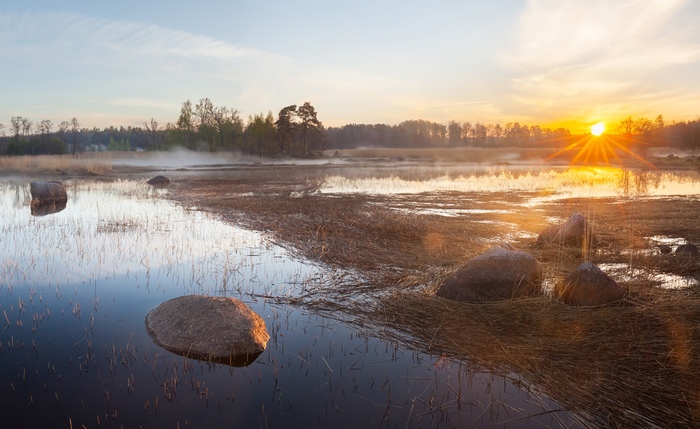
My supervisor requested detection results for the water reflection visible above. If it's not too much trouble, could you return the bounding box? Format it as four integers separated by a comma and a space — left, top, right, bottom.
0, 180, 568, 428
319, 166, 700, 200
30, 199, 66, 216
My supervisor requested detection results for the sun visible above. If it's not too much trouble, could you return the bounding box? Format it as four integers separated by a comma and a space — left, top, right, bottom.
591, 122, 605, 136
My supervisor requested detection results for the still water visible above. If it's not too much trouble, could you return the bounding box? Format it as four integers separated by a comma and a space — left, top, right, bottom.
0, 180, 568, 428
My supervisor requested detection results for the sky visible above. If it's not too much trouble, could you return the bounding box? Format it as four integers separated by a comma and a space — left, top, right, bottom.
1, 0, 699, 134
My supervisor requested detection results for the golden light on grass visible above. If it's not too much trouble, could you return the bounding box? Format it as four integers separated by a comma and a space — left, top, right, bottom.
591, 122, 605, 136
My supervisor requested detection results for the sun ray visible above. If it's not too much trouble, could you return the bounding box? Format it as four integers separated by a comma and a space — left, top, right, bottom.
544, 131, 657, 169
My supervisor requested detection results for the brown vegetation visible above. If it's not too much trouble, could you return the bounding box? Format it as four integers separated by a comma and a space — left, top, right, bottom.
3, 153, 700, 427
164, 162, 700, 428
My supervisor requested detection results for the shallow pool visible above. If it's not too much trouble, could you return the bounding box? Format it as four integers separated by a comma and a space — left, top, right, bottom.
0, 180, 570, 428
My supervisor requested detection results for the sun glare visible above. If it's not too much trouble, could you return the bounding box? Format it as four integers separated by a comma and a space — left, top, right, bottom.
591, 122, 605, 136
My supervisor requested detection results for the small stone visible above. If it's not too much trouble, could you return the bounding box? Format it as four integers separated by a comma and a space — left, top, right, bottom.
147, 175, 171, 187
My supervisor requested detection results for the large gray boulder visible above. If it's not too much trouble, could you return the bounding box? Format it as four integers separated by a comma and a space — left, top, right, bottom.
30, 181, 67, 203
436, 244, 542, 302
554, 262, 626, 306
537, 213, 595, 247
145, 295, 269, 366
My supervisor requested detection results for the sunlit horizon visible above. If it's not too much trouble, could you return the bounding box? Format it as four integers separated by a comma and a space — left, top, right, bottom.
1, 1, 699, 131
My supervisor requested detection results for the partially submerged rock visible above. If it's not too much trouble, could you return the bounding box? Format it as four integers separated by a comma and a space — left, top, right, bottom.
675, 243, 699, 257
436, 244, 541, 302
145, 295, 269, 366
30, 181, 67, 204
31, 200, 66, 217
658, 245, 672, 255
555, 262, 626, 306
537, 213, 595, 248
147, 175, 171, 187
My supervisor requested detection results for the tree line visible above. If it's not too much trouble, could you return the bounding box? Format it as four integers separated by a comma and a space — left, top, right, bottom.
0, 99, 327, 158
326, 120, 573, 149
1, 105, 699, 157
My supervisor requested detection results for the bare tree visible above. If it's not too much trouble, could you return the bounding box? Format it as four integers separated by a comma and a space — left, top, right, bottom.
20, 118, 33, 137
38, 119, 53, 135
58, 120, 70, 134
10, 116, 23, 141
143, 117, 163, 151
617, 116, 635, 137
38, 119, 53, 145
633, 117, 654, 135
70, 117, 81, 155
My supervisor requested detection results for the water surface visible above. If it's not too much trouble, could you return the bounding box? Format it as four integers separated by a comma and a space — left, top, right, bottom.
0, 180, 569, 428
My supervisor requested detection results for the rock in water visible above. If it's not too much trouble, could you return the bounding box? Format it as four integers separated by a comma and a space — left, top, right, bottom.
30, 181, 67, 203
145, 295, 269, 366
147, 175, 171, 187
675, 244, 699, 257
555, 262, 626, 306
537, 213, 594, 247
30, 200, 66, 217
436, 244, 541, 302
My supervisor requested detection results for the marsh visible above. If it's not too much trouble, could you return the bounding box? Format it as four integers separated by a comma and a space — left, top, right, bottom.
1, 152, 700, 428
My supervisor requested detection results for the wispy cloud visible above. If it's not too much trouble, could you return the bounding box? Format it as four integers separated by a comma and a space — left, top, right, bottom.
0, 10, 407, 127
505, 0, 700, 125
0, 11, 273, 61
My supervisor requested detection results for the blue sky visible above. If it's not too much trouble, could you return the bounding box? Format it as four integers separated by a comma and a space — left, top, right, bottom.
1, 0, 699, 133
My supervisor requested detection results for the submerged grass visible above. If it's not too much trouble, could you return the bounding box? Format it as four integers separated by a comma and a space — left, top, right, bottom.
5, 155, 700, 427
167, 164, 700, 428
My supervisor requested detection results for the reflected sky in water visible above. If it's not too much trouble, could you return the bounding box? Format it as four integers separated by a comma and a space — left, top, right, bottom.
319, 166, 700, 200
0, 180, 570, 428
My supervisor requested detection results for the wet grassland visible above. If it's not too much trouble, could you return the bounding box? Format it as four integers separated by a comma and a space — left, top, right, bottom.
2, 154, 700, 428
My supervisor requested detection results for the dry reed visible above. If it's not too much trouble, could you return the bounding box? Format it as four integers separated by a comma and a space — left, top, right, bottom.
166, 168, 700, 428
7, 156, 700, 427
0, 153, 113, 174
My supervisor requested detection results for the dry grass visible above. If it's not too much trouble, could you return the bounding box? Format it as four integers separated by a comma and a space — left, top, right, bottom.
166, 165, 700, 428
377, 292, 700, 428
5, 155, 700, 427
0, 153, 113, 174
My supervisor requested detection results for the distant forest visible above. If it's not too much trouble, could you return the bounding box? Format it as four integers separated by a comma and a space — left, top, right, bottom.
1, 99, 699, 157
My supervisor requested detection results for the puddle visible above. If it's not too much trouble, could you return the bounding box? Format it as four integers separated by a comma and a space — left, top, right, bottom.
318, 166, 700, 202
0, 181, 571, 428
389, 207, 511, 217
598, 263, 699, 289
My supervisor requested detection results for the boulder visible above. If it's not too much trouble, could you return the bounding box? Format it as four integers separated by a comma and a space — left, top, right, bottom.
30, 200, 66, 217
537, 213, 595, 247
147, 175, 171, 187
436, 244, 541, 302
675, 244, 699, 257
145, 295, 269, 366
30, 181, 67, 204
658, 245, 673, 255
555, 262, 626, 306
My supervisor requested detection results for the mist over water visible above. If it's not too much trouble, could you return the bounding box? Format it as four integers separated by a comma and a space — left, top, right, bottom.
109, 149, 259, 168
